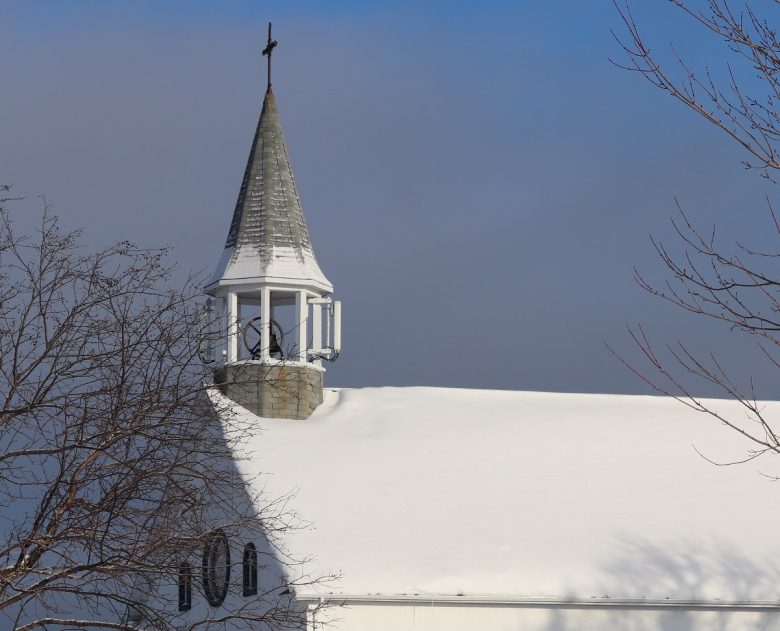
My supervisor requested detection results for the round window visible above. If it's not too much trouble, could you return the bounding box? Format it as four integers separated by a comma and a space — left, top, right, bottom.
202, 529, 231, 606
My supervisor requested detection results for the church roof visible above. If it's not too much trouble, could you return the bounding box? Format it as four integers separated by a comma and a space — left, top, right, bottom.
207, 88, 332, 294
218, 387, 780, 604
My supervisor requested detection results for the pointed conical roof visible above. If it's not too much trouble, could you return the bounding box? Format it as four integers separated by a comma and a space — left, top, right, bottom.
207, 88, 332, 294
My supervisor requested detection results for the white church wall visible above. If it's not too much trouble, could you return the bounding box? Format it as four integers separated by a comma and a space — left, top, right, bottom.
155, 532, 300, 628
140, 397, 308, 629
308, 601, 780, 631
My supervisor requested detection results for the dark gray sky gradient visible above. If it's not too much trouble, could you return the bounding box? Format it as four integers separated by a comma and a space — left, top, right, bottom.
2, 1, 776, 396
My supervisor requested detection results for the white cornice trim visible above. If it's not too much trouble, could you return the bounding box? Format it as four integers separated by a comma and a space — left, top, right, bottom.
293, 593, 780, 611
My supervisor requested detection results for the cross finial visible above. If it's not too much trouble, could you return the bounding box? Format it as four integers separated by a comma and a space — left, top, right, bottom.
262, 22, 278, 90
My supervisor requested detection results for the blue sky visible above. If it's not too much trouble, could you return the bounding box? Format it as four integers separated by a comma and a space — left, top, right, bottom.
2, 1, 775, 396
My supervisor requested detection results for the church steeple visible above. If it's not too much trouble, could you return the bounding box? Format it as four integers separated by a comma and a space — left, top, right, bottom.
203, 25, 341, 420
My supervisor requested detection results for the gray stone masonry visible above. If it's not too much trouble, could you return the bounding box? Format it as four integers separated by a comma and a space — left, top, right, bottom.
214, 363, 323, 420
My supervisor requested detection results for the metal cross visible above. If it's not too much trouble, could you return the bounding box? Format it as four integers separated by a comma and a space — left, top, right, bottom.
262, 22, 278, 90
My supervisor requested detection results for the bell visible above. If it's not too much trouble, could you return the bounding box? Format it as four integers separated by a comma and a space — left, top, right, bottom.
242, 316, 286, 360
269, 330, 283, 358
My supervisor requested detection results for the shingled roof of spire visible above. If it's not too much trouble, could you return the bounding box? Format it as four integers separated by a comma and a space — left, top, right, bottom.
208, 87, 332, 293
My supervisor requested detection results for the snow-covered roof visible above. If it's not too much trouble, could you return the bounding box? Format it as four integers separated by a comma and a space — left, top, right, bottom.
207, 88, 332, 294
222, 386, 780, 603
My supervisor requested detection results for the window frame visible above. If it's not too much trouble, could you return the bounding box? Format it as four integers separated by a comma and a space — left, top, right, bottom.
201, 529, 231, 607
243, 542, 258, 597
178, 561, 192, 612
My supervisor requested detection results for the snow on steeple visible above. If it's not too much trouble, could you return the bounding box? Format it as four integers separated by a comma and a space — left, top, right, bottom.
206, 86, 332, 294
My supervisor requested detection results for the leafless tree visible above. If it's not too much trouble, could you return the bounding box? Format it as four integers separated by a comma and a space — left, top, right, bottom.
0, 193, 328, 630
610, 1, 780, 463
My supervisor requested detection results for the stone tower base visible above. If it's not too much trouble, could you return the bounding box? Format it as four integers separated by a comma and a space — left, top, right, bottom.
214, 363, 324, 420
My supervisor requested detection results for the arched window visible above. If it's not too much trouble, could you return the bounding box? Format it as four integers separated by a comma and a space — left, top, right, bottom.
178, 562, 192, 612
243, 542, 258, 596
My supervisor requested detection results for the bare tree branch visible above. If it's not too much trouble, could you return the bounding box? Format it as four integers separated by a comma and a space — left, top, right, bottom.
611, 1, 780, 466
0, 196, 332, 630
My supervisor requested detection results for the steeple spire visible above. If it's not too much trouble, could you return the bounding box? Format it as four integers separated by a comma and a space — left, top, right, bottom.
206, 28, 331, 295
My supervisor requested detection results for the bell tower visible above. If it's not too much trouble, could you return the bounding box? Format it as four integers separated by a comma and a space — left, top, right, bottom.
203, 24, 341, 419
